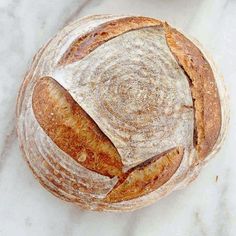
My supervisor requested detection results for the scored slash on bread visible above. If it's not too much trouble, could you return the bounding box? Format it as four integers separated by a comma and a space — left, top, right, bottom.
58, 16, 162, 66
104, 147, 184, 203
164, 23, 221, 159
32, 77, 123, 178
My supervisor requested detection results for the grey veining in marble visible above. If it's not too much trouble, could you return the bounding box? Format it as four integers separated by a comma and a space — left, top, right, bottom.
0, 0, 236, 235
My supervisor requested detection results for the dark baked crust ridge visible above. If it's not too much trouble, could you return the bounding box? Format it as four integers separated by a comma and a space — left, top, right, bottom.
58, 16, 162, 66
32, 77, 123, 178
104, 147, 184, 203
164, 23, 221, 159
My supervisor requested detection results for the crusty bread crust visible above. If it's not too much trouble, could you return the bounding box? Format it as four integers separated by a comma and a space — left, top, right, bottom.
164, 24, 221, 160
16, 15, 226, 211
58, 16, 162, 66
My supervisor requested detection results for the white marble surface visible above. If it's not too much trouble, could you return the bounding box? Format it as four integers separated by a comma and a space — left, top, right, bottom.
0, 0, 235, 235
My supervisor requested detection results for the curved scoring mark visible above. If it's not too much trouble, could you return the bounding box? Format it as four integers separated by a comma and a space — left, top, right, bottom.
104, 147, 184, 203
58, 16, 162, 66
32, 77, 123, 178
164, 23, 221, 159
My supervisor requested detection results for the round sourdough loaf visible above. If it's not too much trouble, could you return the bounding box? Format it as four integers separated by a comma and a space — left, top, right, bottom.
16, 15, 229, 211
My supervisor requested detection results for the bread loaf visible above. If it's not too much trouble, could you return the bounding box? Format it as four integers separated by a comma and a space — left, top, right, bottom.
16, 15, 229, 211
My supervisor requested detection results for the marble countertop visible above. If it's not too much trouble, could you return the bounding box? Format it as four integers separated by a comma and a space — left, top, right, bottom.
0, 0, 236, 235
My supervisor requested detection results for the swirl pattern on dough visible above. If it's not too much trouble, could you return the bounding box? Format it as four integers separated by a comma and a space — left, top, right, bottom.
53, 26, 194, 166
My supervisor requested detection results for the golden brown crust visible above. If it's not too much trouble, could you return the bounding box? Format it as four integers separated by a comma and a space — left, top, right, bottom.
32, 77, 123, 177
58, 16, 162, 66
164, 24, 221, 159
104, 147, 184, 203
16, 15, 227, 211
